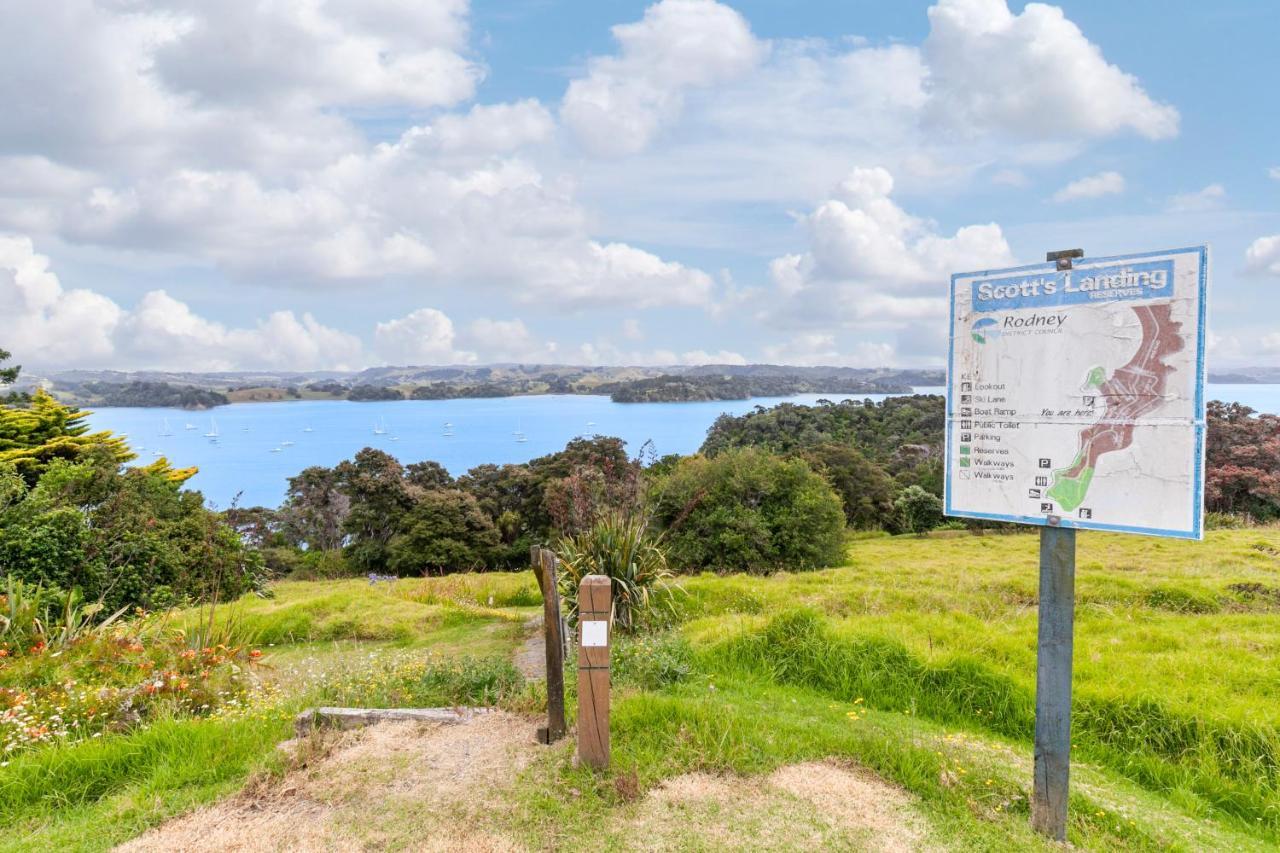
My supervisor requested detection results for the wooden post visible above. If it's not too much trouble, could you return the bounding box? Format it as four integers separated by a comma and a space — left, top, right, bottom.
1030, 248, 1084, 841
1032, 517, 1077, 839
531, 546, 566, 744
576, 574, 612, 770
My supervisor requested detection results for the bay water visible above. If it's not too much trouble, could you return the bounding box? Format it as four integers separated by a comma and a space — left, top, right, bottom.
83, 385, 1278, 508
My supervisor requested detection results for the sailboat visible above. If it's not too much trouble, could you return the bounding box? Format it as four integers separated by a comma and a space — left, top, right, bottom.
204, 418, 219, 440
373, 418, 387, 436
159, 418, 173, 437
184, 422, 197, 430
303, 425, 314, 433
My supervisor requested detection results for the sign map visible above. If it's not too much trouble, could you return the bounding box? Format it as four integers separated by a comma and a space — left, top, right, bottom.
944, 246, 1208, 539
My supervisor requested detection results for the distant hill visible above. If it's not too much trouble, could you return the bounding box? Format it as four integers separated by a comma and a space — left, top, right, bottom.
1208, 367, 1280, 384
20, 364, 946, 407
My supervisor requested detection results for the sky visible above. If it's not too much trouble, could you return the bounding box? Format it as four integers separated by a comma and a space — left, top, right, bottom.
1, 0, 1278, 373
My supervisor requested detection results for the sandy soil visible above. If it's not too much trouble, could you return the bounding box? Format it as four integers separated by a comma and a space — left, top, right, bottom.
116, 713, 537, 853
117, 715, 929, 852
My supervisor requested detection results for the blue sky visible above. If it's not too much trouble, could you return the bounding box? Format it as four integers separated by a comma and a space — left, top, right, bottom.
1, 0, 1277, 372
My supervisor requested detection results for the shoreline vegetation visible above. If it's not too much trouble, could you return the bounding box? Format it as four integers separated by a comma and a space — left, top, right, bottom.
21, 364, 943, 408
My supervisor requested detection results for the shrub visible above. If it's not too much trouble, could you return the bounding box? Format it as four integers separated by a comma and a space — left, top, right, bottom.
0, 457, 264, 613
648, 448, 846, 574
0, 594, 263, 757
555, 513, 674, 632
892, 485, 944, 534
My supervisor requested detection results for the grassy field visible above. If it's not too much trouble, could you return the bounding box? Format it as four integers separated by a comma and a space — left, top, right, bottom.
4, 529, 1278, 850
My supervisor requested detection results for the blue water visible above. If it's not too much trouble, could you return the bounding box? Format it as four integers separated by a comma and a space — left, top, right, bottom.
83, 384, 1278, 508
82, 389, 935, 507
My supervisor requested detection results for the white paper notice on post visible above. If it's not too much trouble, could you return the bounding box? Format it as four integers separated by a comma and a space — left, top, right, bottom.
581, 620, 608, 647
945, 246, 1208, 539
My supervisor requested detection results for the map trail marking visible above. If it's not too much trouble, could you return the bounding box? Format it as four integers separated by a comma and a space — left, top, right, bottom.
944, 245, 1208, 538
944, 245, 1209, 841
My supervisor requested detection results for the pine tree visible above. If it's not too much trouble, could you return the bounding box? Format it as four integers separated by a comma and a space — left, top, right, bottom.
0, 389, 137, 484
0, 347, 17, 386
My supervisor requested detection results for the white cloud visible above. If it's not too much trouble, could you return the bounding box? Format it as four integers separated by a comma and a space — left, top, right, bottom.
764, 167, 1015, 364
782, 167, 1014, 292
0, 1, 714, 313
923, 0, 1178, 140
676, 349, 747, 365
1052, 171, 1125, 202
461, 318, 560, 363
373, 308, 474, 365
0, 234, 362, 371
1166, 183, 1226, 213
762, 334, 897, 368
150, 0, 479, 111
1245, 235, 1280, 277
561, 0, 765, 156
1269, 166, 1280, 181
0, 234, 121, 364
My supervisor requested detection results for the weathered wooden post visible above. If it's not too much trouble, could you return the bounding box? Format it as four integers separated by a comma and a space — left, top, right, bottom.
1032, 524, 1076, 840
576, 574, 612, 769
530, 546, 566, 743
1030, 247, 1084, 842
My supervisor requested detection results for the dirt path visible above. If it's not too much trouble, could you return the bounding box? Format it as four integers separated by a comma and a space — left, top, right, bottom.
511, 616, 545, 681
117, 709, 931, 852
116, 712, 539, 852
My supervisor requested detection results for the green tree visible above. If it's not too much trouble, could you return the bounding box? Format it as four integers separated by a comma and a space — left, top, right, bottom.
649, 448, 846, 574
281, 465, 350, 551
0, 455, 262, 612
405, 460, 454, 491
0, 347, 18, 386
387, 489, 500, 575
0, 390, 136, 485
336, 448, 413, 569
795, 443, 897, 529
892, 485, 944, 534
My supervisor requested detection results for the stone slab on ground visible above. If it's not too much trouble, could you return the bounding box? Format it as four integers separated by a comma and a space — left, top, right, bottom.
293, 706, 489, 737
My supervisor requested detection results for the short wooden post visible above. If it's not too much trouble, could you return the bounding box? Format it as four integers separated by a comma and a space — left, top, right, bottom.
576, 574, 612, 770
1032, 525, 1076, 840
531, 546, 566, 744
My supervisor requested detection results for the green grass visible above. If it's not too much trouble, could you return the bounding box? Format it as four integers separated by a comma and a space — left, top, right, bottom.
505, 528, 1280, 849
9, 530, 1280, 850
0, 572, 536, 852
0, 713, 294, 853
